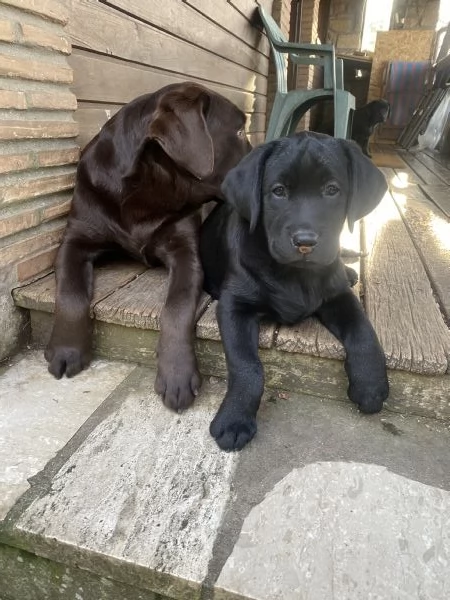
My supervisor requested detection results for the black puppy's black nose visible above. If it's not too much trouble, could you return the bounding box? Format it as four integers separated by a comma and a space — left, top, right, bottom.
291, 230, 318, 248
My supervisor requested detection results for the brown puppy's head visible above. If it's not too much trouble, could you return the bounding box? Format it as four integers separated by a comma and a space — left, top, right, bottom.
148, 83, 251, 181
221, 132, 387, 268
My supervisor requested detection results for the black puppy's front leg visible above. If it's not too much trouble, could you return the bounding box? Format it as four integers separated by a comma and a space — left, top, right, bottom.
316, 291, 388, 413
211, 291, 264, 451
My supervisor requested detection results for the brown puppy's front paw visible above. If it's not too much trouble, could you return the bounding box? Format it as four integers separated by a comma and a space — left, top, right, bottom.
45, 344, 90, 379
155, 357, 201, 411
210, 410, 257, 451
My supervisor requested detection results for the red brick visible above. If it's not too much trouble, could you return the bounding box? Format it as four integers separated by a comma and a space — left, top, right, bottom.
36, 146, 80, 167
0, 19, 15, 42
0, 223, 65, 266
26, 90, 77, 110
0, 54, 73, 83
41, 197, 71, 221
0, 171, 76, 204
1, 0, 68, 25
0, 208, 40, 239
20, 23, 71, 54
0, 120, 78, 140
0, 153, 33, 173
0, 89, 26, 109
16, 243, 58, 281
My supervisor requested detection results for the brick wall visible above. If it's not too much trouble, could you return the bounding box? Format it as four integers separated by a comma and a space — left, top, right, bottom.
327, 0, 365, 52
390, 0, 440, 30
0, 0, 78, 359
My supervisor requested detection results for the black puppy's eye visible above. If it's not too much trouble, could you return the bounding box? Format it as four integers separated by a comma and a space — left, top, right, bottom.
272, 185, 286, 197
325, 183, 340, 196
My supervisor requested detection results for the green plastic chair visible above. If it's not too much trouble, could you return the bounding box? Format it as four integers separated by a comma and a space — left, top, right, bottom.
258, 5, 355, 141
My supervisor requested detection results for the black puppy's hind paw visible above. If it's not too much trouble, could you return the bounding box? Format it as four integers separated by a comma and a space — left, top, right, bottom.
210, 412, 257, 451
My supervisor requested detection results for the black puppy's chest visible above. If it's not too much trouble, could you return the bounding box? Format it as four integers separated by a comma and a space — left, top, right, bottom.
253, 262, 348, 325
262, 275, 327, 324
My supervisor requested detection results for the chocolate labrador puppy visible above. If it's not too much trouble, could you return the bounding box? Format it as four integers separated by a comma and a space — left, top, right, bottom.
200, 132, 389, 451
46, 82, 251, 410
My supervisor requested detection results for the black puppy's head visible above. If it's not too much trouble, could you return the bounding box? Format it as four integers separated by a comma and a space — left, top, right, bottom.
221, 132, 387, 268
365, 99, 390, 126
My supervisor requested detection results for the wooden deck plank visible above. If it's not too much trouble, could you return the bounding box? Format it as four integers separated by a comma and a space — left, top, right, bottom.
12, 261, 147, 314
397, 150, 442, 185
423, 149, 450, 170
196, 301, 276, 349
94, 269, 210, 330
391, 185, 450, 322
419, 184, 450, 219
413, 151, 450, 185
362, 190, 450, 374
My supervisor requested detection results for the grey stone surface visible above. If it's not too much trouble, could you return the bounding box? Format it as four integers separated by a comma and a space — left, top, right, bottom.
0, 351, 134, 520
0, 266, 29, 361
0, 543, 162, 600
14, 372, 239, 598
215, 462, 450, 600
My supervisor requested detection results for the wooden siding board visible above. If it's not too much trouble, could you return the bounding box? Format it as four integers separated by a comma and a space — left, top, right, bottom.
102, 0, 269, 73
74, 103, 266, 148
61, 0, 267, 95
184, 0, 270, 55
68, 50, 266, 115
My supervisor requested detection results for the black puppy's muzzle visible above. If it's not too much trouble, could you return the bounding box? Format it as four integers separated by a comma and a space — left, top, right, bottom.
291, 230, 318, 255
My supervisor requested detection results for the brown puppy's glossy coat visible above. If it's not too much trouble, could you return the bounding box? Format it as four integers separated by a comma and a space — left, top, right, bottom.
46, 82, 251, 410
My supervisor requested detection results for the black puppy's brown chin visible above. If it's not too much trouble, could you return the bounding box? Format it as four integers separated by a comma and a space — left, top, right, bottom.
269, 239, 339, 269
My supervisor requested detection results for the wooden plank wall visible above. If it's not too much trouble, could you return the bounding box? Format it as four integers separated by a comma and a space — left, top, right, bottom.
61, 0, 274, 149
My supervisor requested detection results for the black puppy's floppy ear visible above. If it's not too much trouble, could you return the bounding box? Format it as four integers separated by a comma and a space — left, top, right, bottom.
148, 86, 214, 180
221, 141, 276, 232
343, 140, 388, 232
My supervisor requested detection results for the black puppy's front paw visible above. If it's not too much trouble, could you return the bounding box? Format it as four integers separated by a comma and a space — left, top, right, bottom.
45, 344, 90, 379
348, 379, 389, 414
210, 409, 257, 451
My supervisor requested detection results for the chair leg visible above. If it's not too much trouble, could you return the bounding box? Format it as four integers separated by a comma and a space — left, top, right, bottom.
334, 91, 356, 139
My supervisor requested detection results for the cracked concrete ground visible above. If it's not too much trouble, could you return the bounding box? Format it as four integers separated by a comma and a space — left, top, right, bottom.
1, 350, 449, 600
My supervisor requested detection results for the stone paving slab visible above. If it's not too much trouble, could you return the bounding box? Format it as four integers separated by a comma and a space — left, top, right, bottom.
1, 355, 450, 600
215, 462, 450, 600
0, 351, 134, 521
10, 369, 239, 600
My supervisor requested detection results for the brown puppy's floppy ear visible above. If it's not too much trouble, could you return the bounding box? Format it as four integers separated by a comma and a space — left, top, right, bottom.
343, 140, 388, 232
221, 141, 277, 233
148, 86, 214, 180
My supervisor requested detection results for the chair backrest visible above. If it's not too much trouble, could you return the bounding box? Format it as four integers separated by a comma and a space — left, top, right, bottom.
258, 5, 289, 93
258, 5, 337, 95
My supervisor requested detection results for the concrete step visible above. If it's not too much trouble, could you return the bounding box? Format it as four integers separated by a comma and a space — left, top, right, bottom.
1, 351, 450, 599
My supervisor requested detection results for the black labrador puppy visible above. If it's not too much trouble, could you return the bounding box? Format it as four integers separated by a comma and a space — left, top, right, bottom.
200, 132, 389, 451
351, 99, 390, 157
